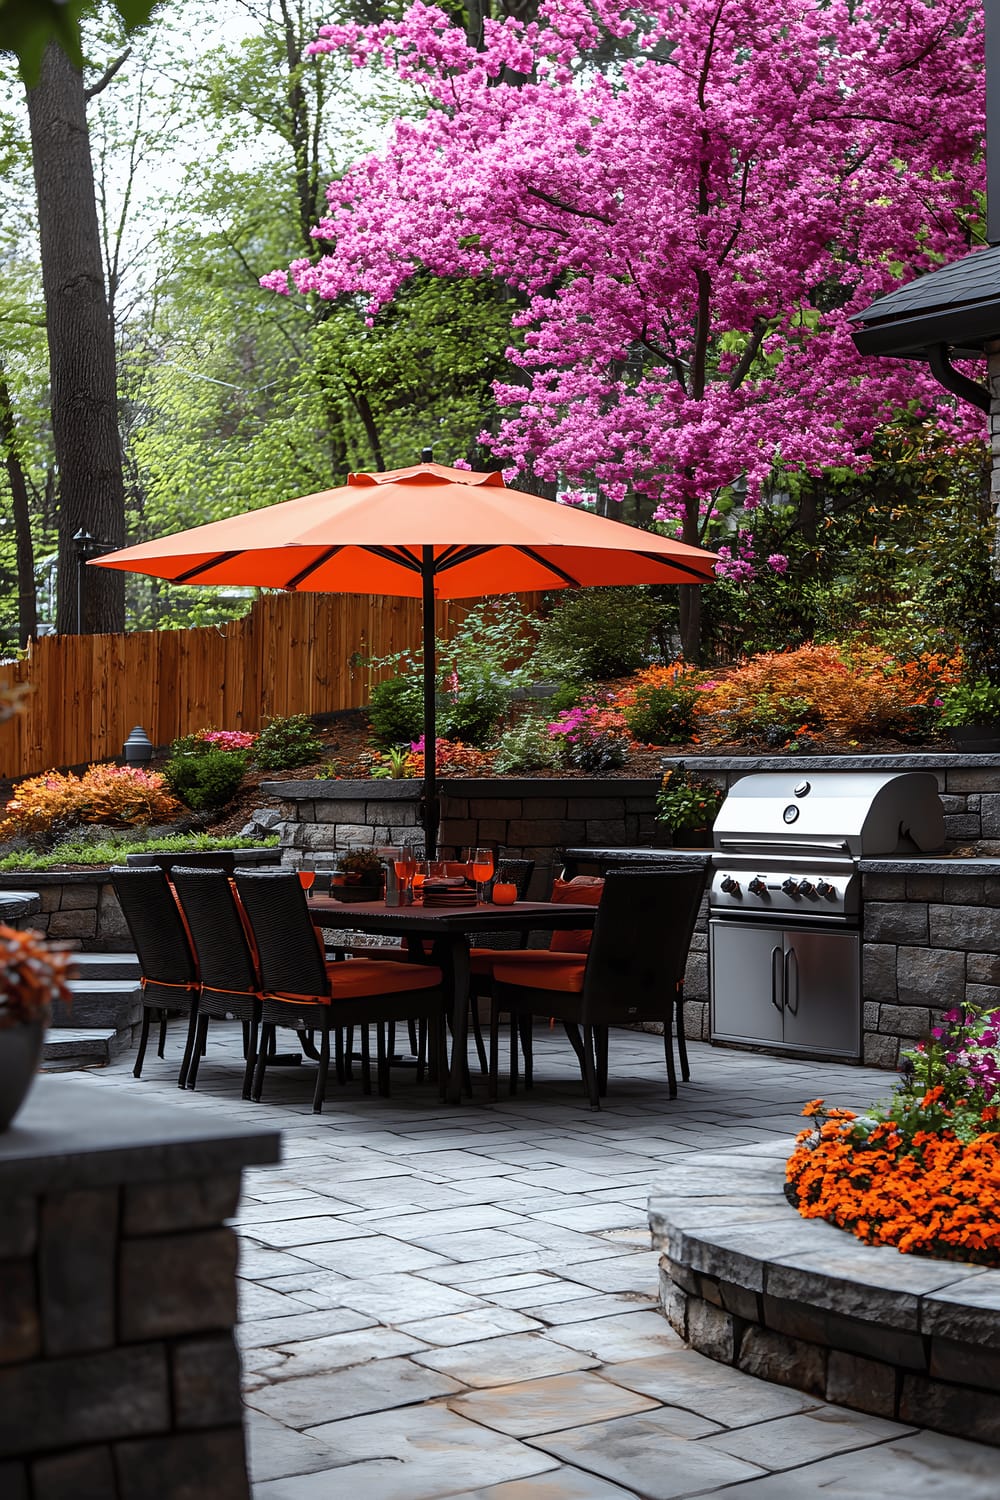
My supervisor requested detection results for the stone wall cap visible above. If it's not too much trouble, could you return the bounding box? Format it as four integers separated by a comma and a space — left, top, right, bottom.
861, 857, 1000, 874
263, 777, 663, 800
0, 1076, 280, 1193
676, 753, 1000, 770
0, 891, 41, 916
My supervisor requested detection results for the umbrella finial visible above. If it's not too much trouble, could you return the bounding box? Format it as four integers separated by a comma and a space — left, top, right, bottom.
421, 447, 434, 463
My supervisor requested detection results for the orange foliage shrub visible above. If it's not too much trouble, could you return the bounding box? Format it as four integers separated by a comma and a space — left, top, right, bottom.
693, 643, 961, 745
0, 764, 181, 840
787, 1101, 1000, 1265
0, 925, 74, 1027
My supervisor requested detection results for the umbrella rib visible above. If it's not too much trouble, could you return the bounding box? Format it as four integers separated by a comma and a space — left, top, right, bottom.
434, 545, 492, 573
638, 550, 714, 582
173, 551, 243, 583
513, 546, 582, 587
361, 545, 422, 572
282, 545, 346, 590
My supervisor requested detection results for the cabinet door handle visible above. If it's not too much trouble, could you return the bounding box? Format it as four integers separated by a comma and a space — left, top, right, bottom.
784, 948, 799, 1014
770, 945, 784, 1012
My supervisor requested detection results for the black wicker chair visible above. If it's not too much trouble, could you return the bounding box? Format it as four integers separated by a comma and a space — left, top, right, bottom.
233, 869, 448, 1111
489, 866, 706, 1108
109, 866, 200, 1086
170, 867, 262, 1099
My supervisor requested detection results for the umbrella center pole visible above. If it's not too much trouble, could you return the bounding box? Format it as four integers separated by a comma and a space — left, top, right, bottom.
421, 546, 439, 861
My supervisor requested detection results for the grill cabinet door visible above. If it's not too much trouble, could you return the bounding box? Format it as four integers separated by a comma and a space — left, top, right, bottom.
781, 929, 860, 1058
710, 921, 784, 1045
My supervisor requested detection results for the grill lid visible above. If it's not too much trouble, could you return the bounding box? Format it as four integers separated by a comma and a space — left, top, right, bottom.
713, 771, 945, 857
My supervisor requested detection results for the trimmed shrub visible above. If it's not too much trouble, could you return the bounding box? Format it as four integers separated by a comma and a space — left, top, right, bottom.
536, 588, 665, 680
252, 714, 324, 770
164, 749, 247, 811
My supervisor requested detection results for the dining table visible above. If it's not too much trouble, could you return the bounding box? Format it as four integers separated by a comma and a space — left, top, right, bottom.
306, 893, 599, 1104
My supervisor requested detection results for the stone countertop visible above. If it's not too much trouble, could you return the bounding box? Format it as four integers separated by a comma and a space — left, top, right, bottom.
0, 1076, 280, 1195
563, 845, 710, 864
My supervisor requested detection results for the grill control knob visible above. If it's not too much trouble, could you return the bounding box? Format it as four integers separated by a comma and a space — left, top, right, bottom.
816, 879, 836, 899
720, 876, 741, 896
748, 876, 767, 896
798, 879, 815, 896
781, 877, 800, 895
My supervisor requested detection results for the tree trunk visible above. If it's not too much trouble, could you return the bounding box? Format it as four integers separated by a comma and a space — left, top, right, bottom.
0, 367, 39, 647
26, 41, 125, 635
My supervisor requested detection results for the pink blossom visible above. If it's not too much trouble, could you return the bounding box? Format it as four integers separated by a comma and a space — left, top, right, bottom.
767, 554, 789, 576
263, 0, 985, 545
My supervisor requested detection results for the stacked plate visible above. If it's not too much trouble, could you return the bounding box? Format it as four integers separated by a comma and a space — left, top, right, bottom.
421, 878, 473, 908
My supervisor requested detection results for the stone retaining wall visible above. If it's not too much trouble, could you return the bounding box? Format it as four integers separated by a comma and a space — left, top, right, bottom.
650, 1142, 1000, 1447
0, 1077, 279, 1499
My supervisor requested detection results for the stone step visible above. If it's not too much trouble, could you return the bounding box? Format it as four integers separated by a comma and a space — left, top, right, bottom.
41, 1028, 125, 1071
70, 952, 141, 981
51, 979, 143, 1031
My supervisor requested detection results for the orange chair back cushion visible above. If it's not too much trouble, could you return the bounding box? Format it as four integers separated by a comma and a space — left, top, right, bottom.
548, 876, 604, 953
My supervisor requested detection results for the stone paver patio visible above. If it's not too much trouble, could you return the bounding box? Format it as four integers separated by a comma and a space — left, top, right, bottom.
74, 1024, 998, 1498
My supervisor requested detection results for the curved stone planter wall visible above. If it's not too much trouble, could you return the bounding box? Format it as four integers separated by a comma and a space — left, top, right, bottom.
649, 1143, 1000, 1446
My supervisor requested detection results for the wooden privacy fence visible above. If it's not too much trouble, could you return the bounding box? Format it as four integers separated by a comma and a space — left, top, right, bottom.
0, 592, 540, 781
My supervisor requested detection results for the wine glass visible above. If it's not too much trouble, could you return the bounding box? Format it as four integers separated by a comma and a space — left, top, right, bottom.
471, 846, 495, 904
298, 861, 315, 899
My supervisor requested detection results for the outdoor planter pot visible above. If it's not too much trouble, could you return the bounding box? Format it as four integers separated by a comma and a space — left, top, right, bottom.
0, 1018, 46, 1130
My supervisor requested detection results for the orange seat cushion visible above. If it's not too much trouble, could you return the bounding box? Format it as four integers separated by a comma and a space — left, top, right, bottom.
269, 960, 442, 1005
548, 877, 604, 953
492, 956, 586, 993
470, 947, 577, 976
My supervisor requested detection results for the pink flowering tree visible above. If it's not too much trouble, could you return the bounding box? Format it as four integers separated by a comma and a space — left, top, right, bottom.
263, 0, 985, 658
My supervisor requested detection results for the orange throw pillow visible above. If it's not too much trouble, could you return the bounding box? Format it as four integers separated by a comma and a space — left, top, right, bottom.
548, 876, 604, 953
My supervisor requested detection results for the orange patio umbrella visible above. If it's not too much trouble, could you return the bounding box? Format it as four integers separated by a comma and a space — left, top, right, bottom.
93, 460, 717, 854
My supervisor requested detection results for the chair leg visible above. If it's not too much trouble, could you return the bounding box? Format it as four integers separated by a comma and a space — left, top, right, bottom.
376, 1024, 390, 1097
663, 1027, 678, 1099
488, 1003, 501, 1102
242, 1018, 259, 1101
335, 1027, 346, 1085
562, 1021, 586, 1069
134, 1007, 152, 1079
416, 1017, 426, 1084
177, 1005, 199, 1089
595, 1026, 609, 1095
186, 1013, 210, 1091
675, 989, 690, 1081
252, 1023, 274, 1101
313, 1026, 331, 1113
435, 1015, 447, 1101
387, 1021, 396, 1060
509, 1008, 519, 1096
470, 997, 489, 1078
344, 1025, 354, 1082
519, 1015, 533, 1091
408, 1018, 419, 1057
361, 1025, 372, 1095
157, 1009, 168, 1059
582, 1025, 601, 1110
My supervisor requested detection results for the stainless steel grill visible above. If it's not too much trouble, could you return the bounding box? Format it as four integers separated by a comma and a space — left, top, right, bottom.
709, 771, 945, 1059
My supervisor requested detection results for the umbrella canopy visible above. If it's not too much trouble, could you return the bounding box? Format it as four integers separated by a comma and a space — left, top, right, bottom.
94, 462, 717, 853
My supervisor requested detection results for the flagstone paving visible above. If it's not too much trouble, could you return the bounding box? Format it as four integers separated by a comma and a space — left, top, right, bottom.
75, 1024, 999, 1497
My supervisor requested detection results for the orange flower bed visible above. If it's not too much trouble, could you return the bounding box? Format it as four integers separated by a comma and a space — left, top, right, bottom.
787, 1098, 1000, 1265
